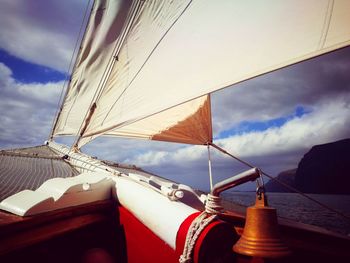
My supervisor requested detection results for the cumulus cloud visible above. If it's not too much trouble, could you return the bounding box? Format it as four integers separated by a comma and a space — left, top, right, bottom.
211, 47, 350, 136
217, 98, 350, 158
0, 63, 62, 148
0, 0, 87, 72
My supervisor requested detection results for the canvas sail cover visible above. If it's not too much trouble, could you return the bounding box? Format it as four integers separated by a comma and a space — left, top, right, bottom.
53, 0, 350, 148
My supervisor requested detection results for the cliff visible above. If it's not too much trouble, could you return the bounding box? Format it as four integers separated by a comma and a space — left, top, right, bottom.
295, 138, 350, 194
266, 138, 350, 194
265, 168, 296, 193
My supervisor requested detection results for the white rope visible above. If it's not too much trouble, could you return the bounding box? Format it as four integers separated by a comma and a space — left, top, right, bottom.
205, 194, 224, 214
179, 212, 217, 263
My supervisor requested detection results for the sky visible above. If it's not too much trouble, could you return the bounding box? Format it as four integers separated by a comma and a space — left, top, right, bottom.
0, 0, 349, 192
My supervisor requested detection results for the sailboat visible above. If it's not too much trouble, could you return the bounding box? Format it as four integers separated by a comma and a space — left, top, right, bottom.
1, 0, 350, 262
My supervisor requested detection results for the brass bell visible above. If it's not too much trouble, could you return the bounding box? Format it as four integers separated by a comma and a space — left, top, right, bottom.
233, 192, 291, 258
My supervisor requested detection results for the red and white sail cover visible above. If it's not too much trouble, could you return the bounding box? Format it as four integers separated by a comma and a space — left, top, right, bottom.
53, 0, 350, 147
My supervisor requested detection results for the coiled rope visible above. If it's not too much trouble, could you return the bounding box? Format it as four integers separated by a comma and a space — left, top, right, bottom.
179, 212, 217, 263
205, 194, 223, 214
179, 193, 226, 263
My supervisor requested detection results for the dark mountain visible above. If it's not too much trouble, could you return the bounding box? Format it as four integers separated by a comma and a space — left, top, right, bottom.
266, 138, 350, 194
295, 138, 350, 194
265, 168, 296, 193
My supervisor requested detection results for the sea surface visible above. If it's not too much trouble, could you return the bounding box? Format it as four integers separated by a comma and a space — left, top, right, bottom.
221, 192, 350, 236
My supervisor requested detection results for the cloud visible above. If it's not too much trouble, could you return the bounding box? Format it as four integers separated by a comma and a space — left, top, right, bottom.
217, 98, 350, 158
211, 47, 350, 136
0, 63, 62, 148
0, 0, 87, 72
81, 136, 183, 165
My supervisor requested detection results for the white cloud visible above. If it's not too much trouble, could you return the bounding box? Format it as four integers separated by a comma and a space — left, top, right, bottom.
211, 48, 350, 136
125, 144, 206, 167
217, 97, 350, 158
0, 62, 12, 79
0, 0, 87, 72
0, 63, 63, 148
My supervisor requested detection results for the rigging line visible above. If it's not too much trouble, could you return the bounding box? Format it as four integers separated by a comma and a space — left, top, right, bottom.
318, 0, 334, 49
207, 143, 213, 191
71, 0, 144, 151
49, 0, 93, 139
207, 94, 214, 190
100, 0, 194, 125
209, 143, 350, 221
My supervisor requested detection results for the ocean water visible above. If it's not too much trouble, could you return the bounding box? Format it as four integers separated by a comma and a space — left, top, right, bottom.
221, 192, 350, 236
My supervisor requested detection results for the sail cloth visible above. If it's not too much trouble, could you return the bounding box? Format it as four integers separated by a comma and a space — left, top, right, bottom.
53, 0, 138, 136
53, 0, 350, 148
78, 95, 212, 146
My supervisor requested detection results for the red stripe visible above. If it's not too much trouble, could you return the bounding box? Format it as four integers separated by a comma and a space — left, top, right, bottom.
175, 212, 201, 258
119, 206, 178, 263
176, 212, 238, 263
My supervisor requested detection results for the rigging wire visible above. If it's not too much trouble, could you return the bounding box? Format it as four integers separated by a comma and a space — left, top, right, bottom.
209, 143, 350, 221
49, 0, 93, 140
318, 0, 334, 49
207, 143, 213, 191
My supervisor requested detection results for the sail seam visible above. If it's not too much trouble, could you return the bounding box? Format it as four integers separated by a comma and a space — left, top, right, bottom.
100, 0, 194, 126
72, 0, 145, 150
318, 0, 334, 50
94, 0, 145, 103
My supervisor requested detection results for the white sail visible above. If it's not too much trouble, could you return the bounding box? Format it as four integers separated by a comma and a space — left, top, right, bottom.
78, 94, 212, 146
53, 0, 142, 136
53, 0, 350, 147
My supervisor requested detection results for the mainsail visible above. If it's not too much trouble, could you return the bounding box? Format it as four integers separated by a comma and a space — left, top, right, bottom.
52, 0, 350, 148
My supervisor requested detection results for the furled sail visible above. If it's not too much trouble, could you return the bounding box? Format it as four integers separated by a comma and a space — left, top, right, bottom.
53, 0, 350, 148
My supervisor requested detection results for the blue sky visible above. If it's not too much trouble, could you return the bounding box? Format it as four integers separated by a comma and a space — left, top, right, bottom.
1, 0, 350, 192
216, 106, 310, 139
0, 49, 67, 83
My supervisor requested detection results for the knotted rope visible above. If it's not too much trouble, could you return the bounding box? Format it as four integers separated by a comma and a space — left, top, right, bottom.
179, 192, 224, 263
179, 212, 217, 263
205, 194, 224, 214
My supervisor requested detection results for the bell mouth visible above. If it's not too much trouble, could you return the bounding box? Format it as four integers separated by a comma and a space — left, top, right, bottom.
233, 193, 291, 259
